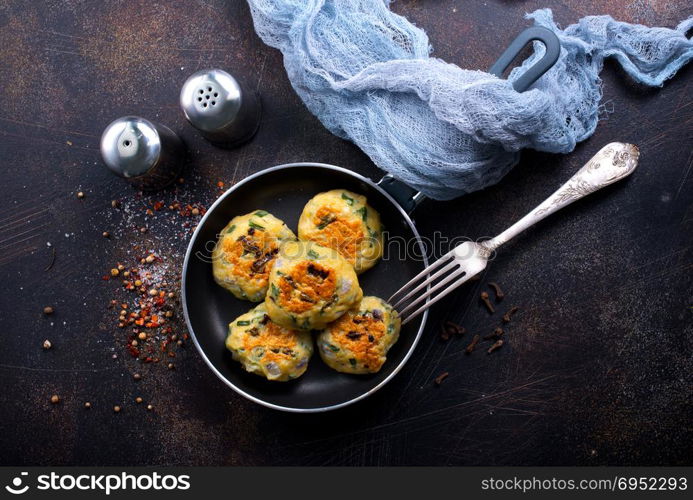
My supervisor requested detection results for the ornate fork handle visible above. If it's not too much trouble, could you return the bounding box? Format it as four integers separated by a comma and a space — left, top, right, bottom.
483, 142, 640, 253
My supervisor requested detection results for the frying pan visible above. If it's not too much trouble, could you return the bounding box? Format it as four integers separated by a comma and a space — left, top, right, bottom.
181, 27, 560, 412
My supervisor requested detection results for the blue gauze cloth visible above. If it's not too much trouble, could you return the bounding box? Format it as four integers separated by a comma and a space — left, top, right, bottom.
246, 1, 693, 200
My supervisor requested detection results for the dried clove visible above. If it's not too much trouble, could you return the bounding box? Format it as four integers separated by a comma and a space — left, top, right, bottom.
488, 282, 504, 302
483, 327, 504, 340
502, 306, 520, 323
487, 339, 504, 354
434, 372, 449, 386
480, 292, 495, 314
445, 321, 466, 337
440, 324, 451, 341
465, 334, 480, 354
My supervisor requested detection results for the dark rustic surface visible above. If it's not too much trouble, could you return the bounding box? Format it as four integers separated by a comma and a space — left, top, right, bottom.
1, 0, 691, 466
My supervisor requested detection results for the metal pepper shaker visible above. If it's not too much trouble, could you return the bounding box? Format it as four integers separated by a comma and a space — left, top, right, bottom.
179, 69, 262, 147
100, 116, 185, 191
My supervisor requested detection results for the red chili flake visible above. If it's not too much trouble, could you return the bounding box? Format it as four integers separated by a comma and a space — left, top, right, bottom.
153, 201, 164, 211
127, 345, 140, 358
217, 181, 224, 188
102, 275, 111, 281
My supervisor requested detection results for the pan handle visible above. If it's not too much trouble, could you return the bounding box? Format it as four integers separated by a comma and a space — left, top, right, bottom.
377, 174, 426, 213
488, 26, 560, 92
377, 27, 561, 210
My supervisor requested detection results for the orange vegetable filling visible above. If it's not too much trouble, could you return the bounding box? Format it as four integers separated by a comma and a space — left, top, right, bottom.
278, 261, 336, 313
241, 321, 298, 364
331, 312, 386, 370
310, 207, 364, 264
221, 229, 279, 284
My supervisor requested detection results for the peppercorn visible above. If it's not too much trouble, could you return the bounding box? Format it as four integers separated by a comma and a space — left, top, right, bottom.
167, 292, 174, 299
113, 405, 121, 413
42, 339, 52, 350
76, 191, 84, 199
146, 404, 153, 411
117, 264, 125, 271
167, 363, 175, 370
135, 397, 143, 404
102, 231, 110, 238
138, 332, 147, 341
145, 255, 155, 264
140, 227, 148, 234
133, 373, 142, 381
110, 268, 119, 277
43, 306, 54, 315
192, 208, 200, 216
134, 280, 142, 287
84, 402, 92, 409
50, 395, 60, 404
165, 311, 173, 318
111, 200, 120, 208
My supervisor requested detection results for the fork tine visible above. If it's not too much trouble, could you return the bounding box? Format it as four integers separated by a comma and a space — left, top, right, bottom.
396, 265, 465, 319
388, 250, 455, 303
400, 271, 474, 326
390, 258, 460, 310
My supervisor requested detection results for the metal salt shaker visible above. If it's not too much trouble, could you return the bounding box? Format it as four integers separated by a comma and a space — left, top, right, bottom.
179, 69, 262, 147
100, 116, 185, 191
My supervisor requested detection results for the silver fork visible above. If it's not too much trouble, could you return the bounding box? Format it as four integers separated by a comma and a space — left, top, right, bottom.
390, 142, 640, 325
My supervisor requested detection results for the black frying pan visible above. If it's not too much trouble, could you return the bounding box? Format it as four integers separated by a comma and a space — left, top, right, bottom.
181, 28, 560, 412
182, 164, 429, 412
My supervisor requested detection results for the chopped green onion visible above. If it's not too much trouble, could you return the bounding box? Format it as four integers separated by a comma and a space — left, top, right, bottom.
307, 249, 319, 259
327, 343, 340, 352
317, 215, 336, 230
349, 358, 357, 366
248, 220, 265, 230
387, 323, 395, 334
355, 206, 368, 221
270, 283, 280, 300
225, 224, 237, 234
254, 210, 269, 217
341, 193, 354, 205
236, 320, 251, 326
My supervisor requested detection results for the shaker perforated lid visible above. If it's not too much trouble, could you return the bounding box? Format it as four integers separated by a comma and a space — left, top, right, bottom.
100, 116, 162, 178
180, 69, 261, 147
100, 116, 184, 190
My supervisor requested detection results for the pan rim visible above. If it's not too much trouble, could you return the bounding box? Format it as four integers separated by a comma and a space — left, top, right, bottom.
181, 162, 429, 413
